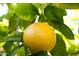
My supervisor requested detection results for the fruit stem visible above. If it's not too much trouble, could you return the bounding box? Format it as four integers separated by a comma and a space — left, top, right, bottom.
47, 52, 52, 56
35, 15, 39, 23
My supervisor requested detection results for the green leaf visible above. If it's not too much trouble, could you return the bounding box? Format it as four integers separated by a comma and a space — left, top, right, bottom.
32, 3, 41, 9
31, 51, 49, 56
19, 19, 31, 29
0, 25, 8, 39
16, 46, 25, 56
8, 43, 23, 56
0, 30, 22, 42
38, 14, 48, 22
6, 9, 15, 20
0, 30, 7, 39
0, 35, 21, 42
3, 41, 14, 56
52, 3, 79, 9
8, 14, 19, 33
32, 3, 49, 10
7, 3, 15, 10
50, 34, 67, 56
15, 3, 39, 21
0, 15, 5, 21
2, 33, 22, 56
44, 6, 66, 23
48, 20, 74, 39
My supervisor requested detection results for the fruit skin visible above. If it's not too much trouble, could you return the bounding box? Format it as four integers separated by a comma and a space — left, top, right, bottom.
23, 22, 56, 53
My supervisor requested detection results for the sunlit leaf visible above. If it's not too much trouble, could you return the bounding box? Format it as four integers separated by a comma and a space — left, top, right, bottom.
16, 46, 25, 56
15, 3, 39, 21
0, 25, 8, 39
7, 3, 15, 10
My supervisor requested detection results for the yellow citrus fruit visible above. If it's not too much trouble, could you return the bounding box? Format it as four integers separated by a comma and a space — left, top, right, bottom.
23, 22, 56, 53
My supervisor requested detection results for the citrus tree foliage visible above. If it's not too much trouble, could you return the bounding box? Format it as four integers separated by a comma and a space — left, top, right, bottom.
0, 3, 75, 56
